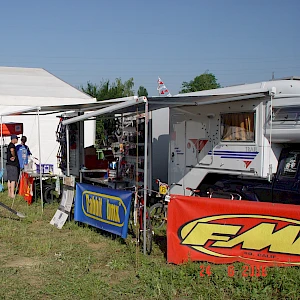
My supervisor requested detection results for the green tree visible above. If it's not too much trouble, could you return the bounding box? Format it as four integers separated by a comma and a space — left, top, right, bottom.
179, 72, 220, 93
81, 78, 135, 146
137, 85, 148, 97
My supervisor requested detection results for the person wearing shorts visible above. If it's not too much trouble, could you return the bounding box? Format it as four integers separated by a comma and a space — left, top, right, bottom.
6, 135, 20, 198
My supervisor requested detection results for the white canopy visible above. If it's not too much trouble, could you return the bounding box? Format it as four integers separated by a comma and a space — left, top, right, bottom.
0, 66, 96, 106
0, 66, 98, 212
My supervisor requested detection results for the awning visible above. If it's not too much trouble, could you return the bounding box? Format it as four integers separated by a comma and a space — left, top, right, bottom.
61, 91, 268, 125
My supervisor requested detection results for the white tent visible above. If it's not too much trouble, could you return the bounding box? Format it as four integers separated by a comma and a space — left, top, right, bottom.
0, 66, 100, 174
0, 66, 100, 209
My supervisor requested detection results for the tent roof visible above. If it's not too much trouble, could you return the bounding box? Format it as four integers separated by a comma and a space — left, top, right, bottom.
0, 66, 96, 106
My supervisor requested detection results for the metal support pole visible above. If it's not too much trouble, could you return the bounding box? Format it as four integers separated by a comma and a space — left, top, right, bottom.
268, 89, 276, 182
143, 99, 149, 255
37, 108, 44, 211
66, 125, 70, 176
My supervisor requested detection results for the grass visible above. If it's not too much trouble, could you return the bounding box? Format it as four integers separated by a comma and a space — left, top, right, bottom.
0, 192, 300, 300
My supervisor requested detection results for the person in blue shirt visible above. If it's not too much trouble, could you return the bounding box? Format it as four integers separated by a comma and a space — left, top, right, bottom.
16, 136, 32, 169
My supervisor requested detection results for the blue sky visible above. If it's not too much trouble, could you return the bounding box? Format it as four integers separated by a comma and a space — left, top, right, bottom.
1, 0, 299, 96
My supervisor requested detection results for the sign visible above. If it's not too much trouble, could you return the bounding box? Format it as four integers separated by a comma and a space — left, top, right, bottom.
159, 184, 168, 195
74, 183, 132, 238
50, 175, 75, 230
50, 210, 69, 229
0, 123, 23, 136
167, 195, 300, 266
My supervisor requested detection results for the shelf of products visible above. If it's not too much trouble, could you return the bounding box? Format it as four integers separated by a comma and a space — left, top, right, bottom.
119, 116, 146, 186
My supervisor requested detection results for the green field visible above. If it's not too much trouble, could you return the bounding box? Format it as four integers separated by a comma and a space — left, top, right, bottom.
0, 193, 299, 300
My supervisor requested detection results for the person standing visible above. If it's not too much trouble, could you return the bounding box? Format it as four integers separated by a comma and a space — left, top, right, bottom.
7, 135, 20, 198
16, 136, 32, 169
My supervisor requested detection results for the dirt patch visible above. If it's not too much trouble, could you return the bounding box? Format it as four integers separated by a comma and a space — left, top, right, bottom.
3, 257, 41, 268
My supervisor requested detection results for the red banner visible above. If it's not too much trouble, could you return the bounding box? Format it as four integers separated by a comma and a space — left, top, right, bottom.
167, 195, 300, 266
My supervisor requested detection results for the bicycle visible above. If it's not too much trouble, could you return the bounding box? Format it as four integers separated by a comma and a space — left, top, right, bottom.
127, 185, 153, 255
149, 181, 242, 231
149, 179, 183, 230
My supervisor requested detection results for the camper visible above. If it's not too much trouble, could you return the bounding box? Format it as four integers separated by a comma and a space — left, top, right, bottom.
169, 77, 300, 205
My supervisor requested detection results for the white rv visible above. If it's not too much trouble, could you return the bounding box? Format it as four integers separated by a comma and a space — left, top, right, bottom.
169, 77, 300, 203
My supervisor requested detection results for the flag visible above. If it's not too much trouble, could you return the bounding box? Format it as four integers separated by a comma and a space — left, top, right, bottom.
157, 76, 172, 96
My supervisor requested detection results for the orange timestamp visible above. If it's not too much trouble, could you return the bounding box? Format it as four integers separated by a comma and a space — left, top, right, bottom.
199, 264, 268, 278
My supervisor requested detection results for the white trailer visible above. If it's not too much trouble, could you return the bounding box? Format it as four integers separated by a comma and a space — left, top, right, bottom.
168, 77, 300, 195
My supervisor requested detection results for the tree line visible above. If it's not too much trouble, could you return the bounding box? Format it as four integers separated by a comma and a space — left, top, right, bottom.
81, 72, 220, 146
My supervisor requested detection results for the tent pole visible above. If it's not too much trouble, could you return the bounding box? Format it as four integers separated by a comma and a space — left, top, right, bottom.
66, 125, 70, 176
37, 108, 44, 212
143, 98, 148, 255
1, 116, 3, 187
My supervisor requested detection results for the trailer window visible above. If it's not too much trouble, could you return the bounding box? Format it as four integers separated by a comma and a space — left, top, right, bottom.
220, 112, 255, 141
272, 107, 300, 122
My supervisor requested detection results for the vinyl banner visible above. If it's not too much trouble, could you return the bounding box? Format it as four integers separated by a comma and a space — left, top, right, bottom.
74, 183, 132, 238
167, 195, 300, 266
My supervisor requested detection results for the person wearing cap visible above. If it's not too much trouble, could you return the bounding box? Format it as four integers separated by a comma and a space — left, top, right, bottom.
16, 136, 32, 169
6, 135, 20, 198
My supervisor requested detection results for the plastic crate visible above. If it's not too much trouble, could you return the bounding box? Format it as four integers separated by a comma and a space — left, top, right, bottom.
36, 164, 54, 174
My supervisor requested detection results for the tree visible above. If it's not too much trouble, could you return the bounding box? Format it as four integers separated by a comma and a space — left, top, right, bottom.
179, 72, 220, 93
81, 78, 135, 146
137, 85, 148, 97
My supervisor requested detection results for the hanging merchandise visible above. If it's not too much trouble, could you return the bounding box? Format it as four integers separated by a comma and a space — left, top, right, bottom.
19, 172, 34, 205
56, 118, 67, 172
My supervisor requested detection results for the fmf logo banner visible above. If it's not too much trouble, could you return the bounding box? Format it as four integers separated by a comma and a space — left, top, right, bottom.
74, 183, 132, 238
167, 195, 300, 266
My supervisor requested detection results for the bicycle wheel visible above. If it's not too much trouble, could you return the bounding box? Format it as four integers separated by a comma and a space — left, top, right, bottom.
149, 202, 167, 230
139, 207, 153, 255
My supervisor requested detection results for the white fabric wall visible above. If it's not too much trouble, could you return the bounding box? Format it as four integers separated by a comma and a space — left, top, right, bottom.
2, 113, 95, 175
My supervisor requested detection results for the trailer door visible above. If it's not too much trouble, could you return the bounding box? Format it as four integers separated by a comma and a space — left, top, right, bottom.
169, 121, 186, 193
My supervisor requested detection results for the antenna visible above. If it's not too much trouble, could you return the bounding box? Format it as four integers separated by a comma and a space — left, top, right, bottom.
272, 72, 275, 80
157, 77, 172, 97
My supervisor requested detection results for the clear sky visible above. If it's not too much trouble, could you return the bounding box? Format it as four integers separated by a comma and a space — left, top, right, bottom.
1, 0, 299, 96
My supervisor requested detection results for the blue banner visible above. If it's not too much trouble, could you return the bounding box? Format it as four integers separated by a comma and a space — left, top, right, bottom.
74, 183, 132, 238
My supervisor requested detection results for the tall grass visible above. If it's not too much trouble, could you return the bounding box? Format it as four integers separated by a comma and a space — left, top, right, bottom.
0, 193, 299, 300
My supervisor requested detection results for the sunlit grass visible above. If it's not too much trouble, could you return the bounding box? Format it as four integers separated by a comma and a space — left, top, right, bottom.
0, 191, 299, 299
